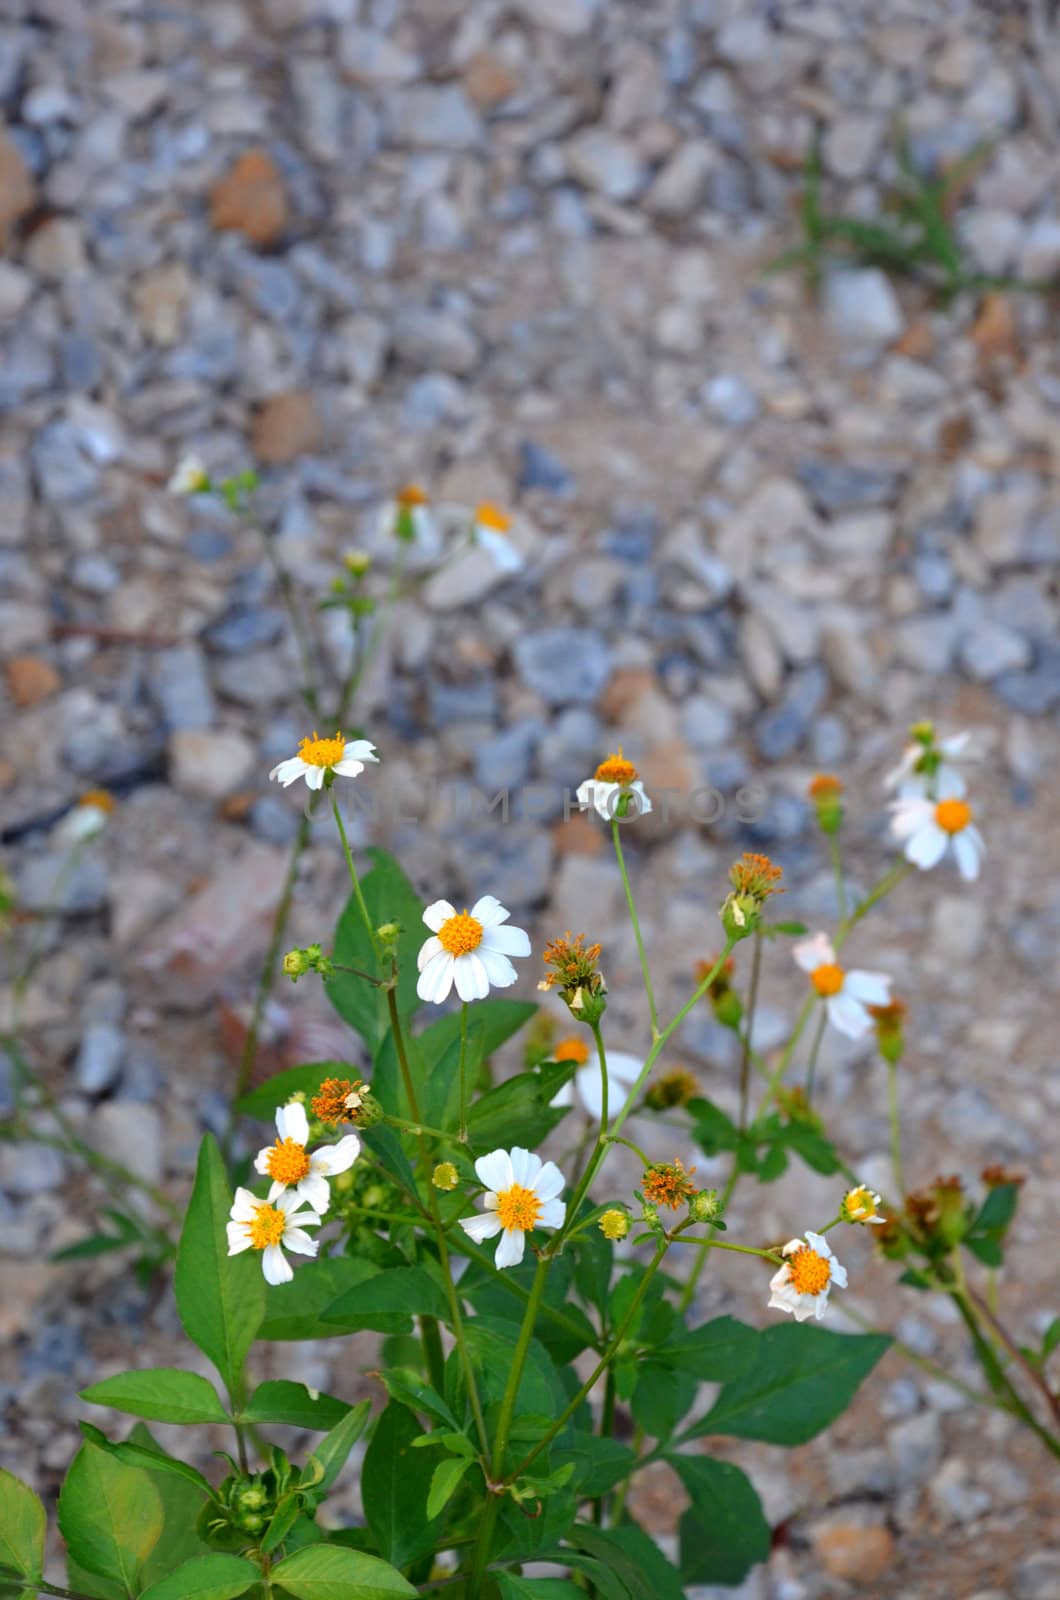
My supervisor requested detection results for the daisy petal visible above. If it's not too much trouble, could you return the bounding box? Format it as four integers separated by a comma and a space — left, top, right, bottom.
494, 1228, 525, 1269
843, 970, 891, 1006
417, 951, 454, 1004
226, 1222, 252, 1255
417, 935, 443, 972
297, 1173, 331, 1214
952, 830, 981, 881
538, 1197, 566, 1229
478, 948, 518, 989
423, 900, 456, 933
276, 1101, 309, 1144
532, 1160, 565, 1201
827, 992, 872, 1039
262, 1244, 292, 1286
509, 1147, 543, 1188
284, 1228, 319, 1259
793, 932, 835, 973
453, 952, 489, 1002
470, 894, 509, 926
460, 1212, 502, 1243
474, 1149, 513, 1192
481, 923, 531, 957
314, 1133, 360, 1176
305, 766, 325, 791
906, 822, 948, 870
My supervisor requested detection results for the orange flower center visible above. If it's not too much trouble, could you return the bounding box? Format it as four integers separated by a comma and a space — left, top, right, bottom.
248, 1203, 286, 1250
935, 798, 972, 834
495, 1183, 542, 1232
476, 501, 511, 532
554, 1036, 590, 1065
595, 748, 637, 785
265, 1138, 311, 1186
298, 730, 346, 768
811, 962, 845, 998
788, 1246, 831, 1296
397, 483, 428, 507
438, 911, 484, 957
79, 787, 116, 813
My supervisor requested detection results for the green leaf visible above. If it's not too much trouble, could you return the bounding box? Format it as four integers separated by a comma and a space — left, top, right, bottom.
174, 1136, 264, 1399
564, 1524, 684, 1600
689, 1324, 890, 1445
361, 1404, 441, 1569
417, 998, 537, 1063
321, 1266, 449, 1333
0, 1468, 44, 1582
80, 1369, 229, 1426
765, 920, 808, 937
671, 1456, 771, 1586
328, 851, 425, 1049
630, 1362, 696, 1441
376, 1370, 460, 1430
237, 1061, 356, 1122
496, 1578, 585, 1600
58, 1442, 163, 1592
261, 1493, 302, 1555
456, 1319, 564, 1424
552, 1434, 636, 1498
1043, 1316, 1060, 1361
270, 1545, 416, 1600
467, 1069, 569, 1151
242, 1381, 350, 1432
426, 1456, 474, 1521
260, 1258, 381, 1341
77, 1425, 213, 1497
666, 1316, 758, 1382
138, 1554, 262, 1600
689, 1099, 739, 1158
124, 1424, 214, 1586
304, 1402, 371, 1496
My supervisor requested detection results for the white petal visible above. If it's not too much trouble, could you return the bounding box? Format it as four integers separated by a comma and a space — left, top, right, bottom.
269, 757, 309, 787
267, 1180, 285, 1203
494, 1228, 525, 1269
606, 1052, 643, 1087
417, 951, 454, 1004
460, 1211, 503, 1243
793, 932, 835, 973
780, 1238, 805, 1258
230, 1187, 259, 1222
827, 992, 872, 1039
453, 952, 490, 1002
575, 779, 595, 811
283, 1228, 319, 1259
793, 1299, 816, 1322
262, 1245, 292, 1286
830, 1260, 848, 1289
253, 1147, 272, 1176
343, 740, 379, 764
284, 1207, 323, 1229
417, 935, 443, 973
889, 798, 933, 841
226, 1222, 252, 1254
478, 948, 518, 989
314, 1133, 360, 1175
277, 1101, 309, 1144
481, 923, 531, 957
843, 970, 891, 1006
625, 781, 652, 818
305, 766, 326, 791
532, 1160, 565, 1202
474, 1149, 513, 1191
905, 821, 949, 870
935, 766, 968, 800
804, 1231, 830, 1256
332, 758, 365, 778
509, 1147, 542, 1188
537, 1197, 566, 1229
551, 1080, 575, 1108
575, 1063, 606, 1121
297, 1172, 331, 1214
470, 894, 509, 927
423, 899, 456, 933
952, 830, 982, 881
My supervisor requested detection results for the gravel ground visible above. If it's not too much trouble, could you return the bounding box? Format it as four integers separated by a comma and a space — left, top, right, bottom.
2, 1, 1060, 1594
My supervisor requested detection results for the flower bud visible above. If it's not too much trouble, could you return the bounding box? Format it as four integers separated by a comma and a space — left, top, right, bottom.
639, 1201, 659, 1227
343, 549, 372, 578
645, 1068, 698, 1111
599, 1208, 630, 1241
282, 947, 311, 980
376, 921, 402, 949
689, 1188, 722, 1224
355, 1091, 384, 1128
840, 1185, 883, 1225
433, 1162, 459, 1191
236, 1485, 268, 1511
808, 773, 844, 835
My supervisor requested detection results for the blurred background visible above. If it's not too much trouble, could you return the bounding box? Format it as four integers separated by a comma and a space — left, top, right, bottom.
2, 1, 1060, 1595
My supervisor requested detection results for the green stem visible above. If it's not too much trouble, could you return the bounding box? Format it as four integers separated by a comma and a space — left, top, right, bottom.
384, 1113, 464, 1144
685, 1236, 782, 1263
964, 1282, 1060, 1431
738, 931, 763, 1132
386, 984, 489, 1458
420, 1314, 447, 1394
331, 793, 379, 957
261, 536, 320, 716
829, 834, 847, 921
677, 1164, 740, 1314
556, 1022, 611, 1246
606, 1133, 651, 1167
611, 818, 659, 1039
804, 1008, 827, 1104
836, 1300, 996, 1408
951, 1290, 1060, 1459
505, 1241, 669, 1484
887, 1059, 904, 1196
467, 1257, 550, 1591
458, 1002, 469, 1143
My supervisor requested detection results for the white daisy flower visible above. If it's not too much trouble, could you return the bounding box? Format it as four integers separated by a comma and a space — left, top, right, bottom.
768, 1230, 847, 1322
226, 1186, 322, 1286
269, 730, 379, 792
840, 1184, 885, 1225
168, 454, 210, 496
378, 484, 441, 556
473, 502, 523, 573
549, 1035, 642, 1121
55, 789, 115, 846
253, 1099, 360, 1214
885, 728, 970, 800
889, 781, 985, 882
793, 931, 891, 1041
576, 748, 653, 822
416, 894, 531, 1005
459, 1146, 566, 1269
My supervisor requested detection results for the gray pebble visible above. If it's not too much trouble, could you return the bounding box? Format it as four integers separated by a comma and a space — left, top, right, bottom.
513, 627, 611, 706
147, 644, 216, 732
474, 720, 542, 792
75, 1022, 126, 1096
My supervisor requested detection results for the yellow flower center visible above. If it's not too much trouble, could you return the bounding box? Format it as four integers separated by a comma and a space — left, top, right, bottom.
476, 501, 511, 532
297, 730, 346, 769
248, 1203, 287, 1250
265, 1138, 311, 1186
845, 1186, 877, 1220
935, 798, 972, 834
495, 1183, 542, 1232
397, 483, 428, 507
554, 1036, 590, 1065
788, 1246, 831, 1296
78, 787, 116, 813
438, 911, 484, 957
594, 748, 637, 785
811, 962, 845, 998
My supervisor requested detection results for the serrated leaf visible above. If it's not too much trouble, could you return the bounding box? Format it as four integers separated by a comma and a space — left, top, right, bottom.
138, 1554, 261, 1600
552, 1434, 636, 1498
564, 1524, 684, 1600
269, 1545, 416, 1600
174, 1136, 264, 1400
321, 1266, 449, 1332
426, 1456, 474, 1521
304, 1402, 371, 1496
242, 1380, 350, 1432
665, 1315, 758, 1382
671, 1455, 771, 1586
76, 1425, 213, 1497
58, 1442, 163, 1592
259, 1258, 381, 1341
80, 1369, 229, 1426
689, 1324, 890, 1446
0, 1467, 44, 1582
361, 1405, 441, 1570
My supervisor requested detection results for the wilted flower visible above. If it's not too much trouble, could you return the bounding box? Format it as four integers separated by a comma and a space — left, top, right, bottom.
640, 1159, 697, 1211
793, 932, 891, 1041
269, 731, 380, 792
539, 932, 606, 1022
720, 852, 783, 938
808, 773, 844, 834
459, 1147, 566, 1269
226, 1188, 321, 1285
868, 998, 906, 1064
55, 788, 116, 846
696, 953, 742, 1027
768, 1231, 847, 1322
417, 894, 530, 1004
576, 748, 653, 822
644, 1068, 699, 1111
981, 1164, 1025, 1189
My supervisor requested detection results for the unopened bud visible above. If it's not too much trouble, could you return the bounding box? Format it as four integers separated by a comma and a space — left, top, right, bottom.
599, 1208, 630, 1241
689, 1188, 721, 1224
343, 549, 372, 578
282, 948, 311, 980
355, 1090, 384, 1128
433, 1162, 459, 1192
376, 921, 401, 948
